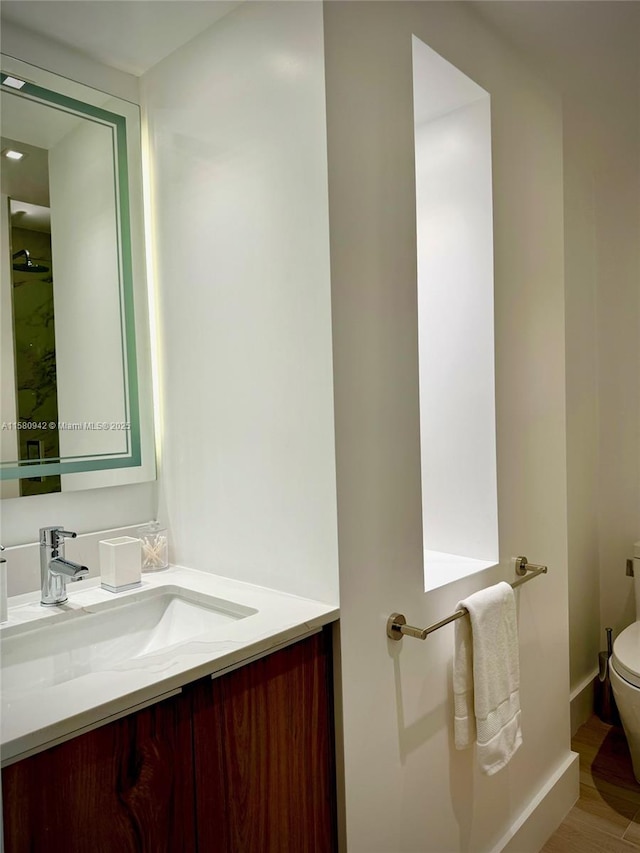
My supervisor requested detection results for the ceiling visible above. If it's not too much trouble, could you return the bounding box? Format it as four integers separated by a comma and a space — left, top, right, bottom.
1, 137, 50, 208
471, 0, 640, 100
1, 1, 243, 76
1, 1, 637, 96
2, 87, 84, 149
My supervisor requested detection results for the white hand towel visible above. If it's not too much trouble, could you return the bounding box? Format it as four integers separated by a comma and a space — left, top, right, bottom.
453, 581, 522, 775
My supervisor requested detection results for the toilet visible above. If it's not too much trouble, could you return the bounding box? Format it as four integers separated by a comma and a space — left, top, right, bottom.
610, 541, 640, 782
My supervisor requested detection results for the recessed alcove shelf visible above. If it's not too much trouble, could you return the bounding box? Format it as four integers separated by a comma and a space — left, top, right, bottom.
424, 550, 498, 592
412, 36, 499, 593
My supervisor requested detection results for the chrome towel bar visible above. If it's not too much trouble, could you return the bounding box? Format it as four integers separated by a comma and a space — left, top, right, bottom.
387, 556, 548, 641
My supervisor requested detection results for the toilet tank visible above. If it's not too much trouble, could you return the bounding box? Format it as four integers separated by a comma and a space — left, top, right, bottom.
634, 542, 640, 617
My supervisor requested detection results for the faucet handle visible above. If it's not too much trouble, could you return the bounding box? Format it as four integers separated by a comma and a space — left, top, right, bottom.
39, 527, 78, 549
0, 544, 5, 564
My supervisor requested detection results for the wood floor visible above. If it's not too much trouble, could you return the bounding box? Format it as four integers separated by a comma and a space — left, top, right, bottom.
542, 715, 640, 851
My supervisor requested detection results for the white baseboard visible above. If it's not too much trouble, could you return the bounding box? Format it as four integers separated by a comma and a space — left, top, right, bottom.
490, 751, 579, 853
570, 668, 598, 736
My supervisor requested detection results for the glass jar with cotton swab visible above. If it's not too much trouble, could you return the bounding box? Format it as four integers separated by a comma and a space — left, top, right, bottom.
137, 520, 169, 571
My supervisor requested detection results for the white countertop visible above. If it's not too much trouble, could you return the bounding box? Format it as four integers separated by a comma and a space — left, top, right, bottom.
0, 565, 339, 766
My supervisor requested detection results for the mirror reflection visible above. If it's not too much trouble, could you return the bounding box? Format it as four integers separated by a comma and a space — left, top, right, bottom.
10, 200, 59, 495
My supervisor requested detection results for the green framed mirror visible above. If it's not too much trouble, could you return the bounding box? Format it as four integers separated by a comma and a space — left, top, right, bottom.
0, 55, 155, 497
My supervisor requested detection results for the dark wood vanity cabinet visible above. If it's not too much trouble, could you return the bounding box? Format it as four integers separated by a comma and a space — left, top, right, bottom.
2, 690, 196, 853
2, 628, 337, 853
192, 627, 337, 852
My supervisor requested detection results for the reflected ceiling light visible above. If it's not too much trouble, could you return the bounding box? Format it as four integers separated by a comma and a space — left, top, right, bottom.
3, 149, 24, 160
1, 76, 26, 89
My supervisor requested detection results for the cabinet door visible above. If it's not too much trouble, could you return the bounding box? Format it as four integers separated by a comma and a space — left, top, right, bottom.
2, 691, 196, 853
192, 629, 337, 853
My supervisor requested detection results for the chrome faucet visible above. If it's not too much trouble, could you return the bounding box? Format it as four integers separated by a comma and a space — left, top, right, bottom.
1, 544, 7, 623
40, 527, 89, 606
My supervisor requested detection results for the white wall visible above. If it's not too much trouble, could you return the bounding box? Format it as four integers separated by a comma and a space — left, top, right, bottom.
563, 102, 602, 697
324, 2, 572, 850
468, 0, 640, 721
559, 11, 640, 696
593, 83, 640, 640
141, 1, 339, 604
0, 25, 156, 550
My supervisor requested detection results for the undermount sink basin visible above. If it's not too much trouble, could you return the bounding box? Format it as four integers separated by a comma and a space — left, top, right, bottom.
1, 586, 257, 697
